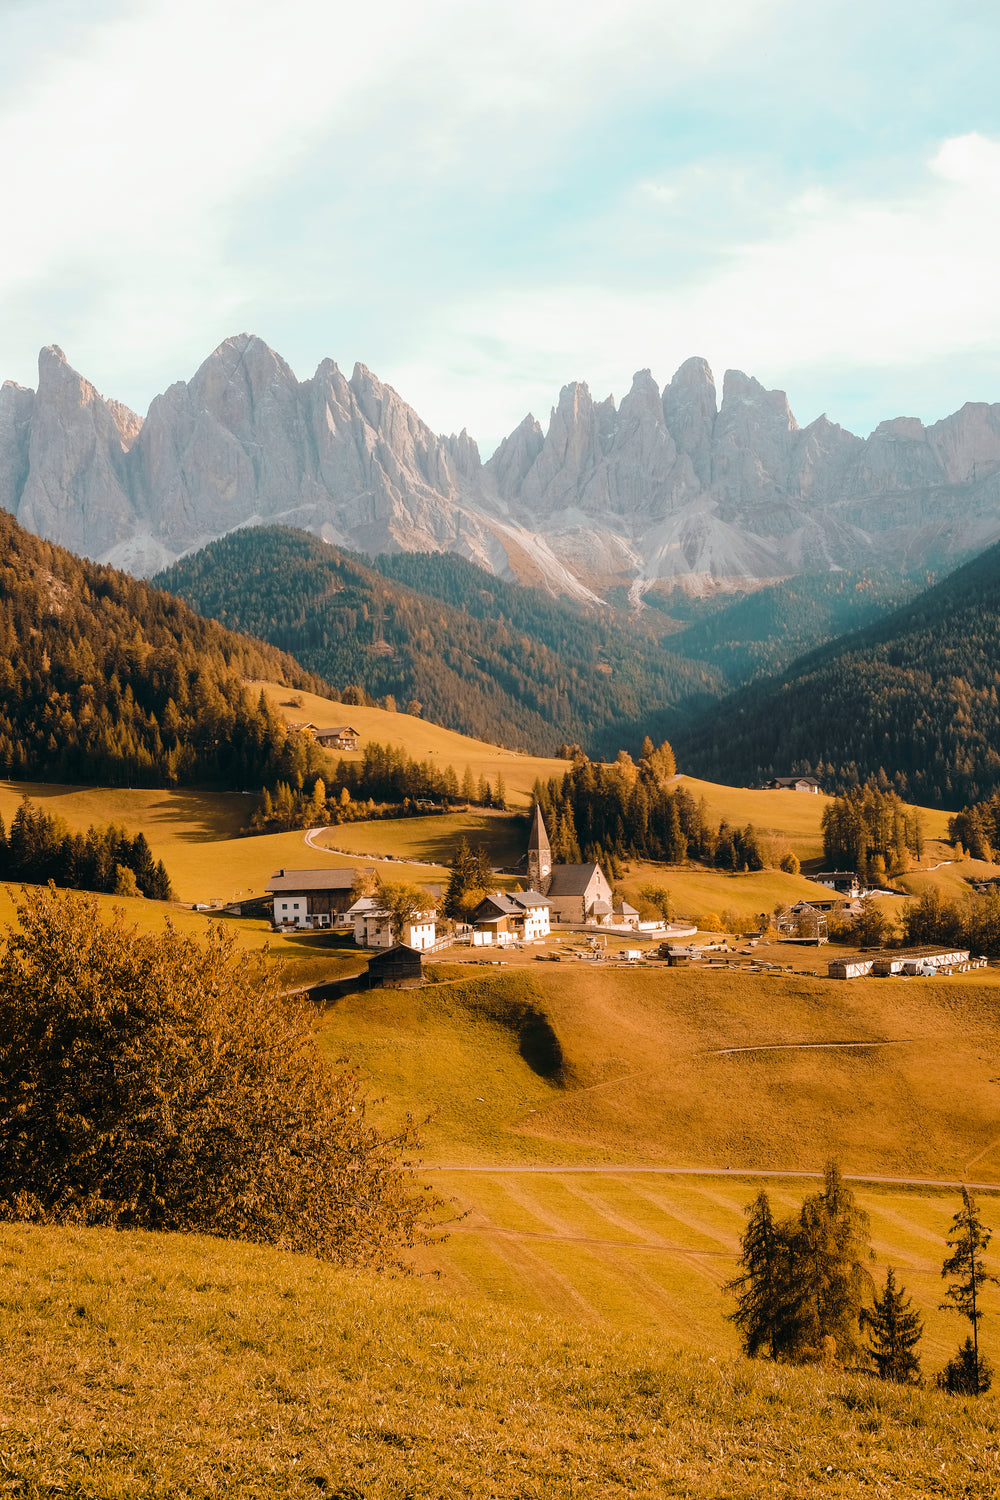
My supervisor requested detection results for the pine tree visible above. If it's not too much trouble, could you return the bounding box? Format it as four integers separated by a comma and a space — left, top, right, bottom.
725, 1190, 799, 1360
792, 1161, 874, 1364
940, 1187, 998, 1395
863, 1267, 923, 1383
938, 1337, 994, 1396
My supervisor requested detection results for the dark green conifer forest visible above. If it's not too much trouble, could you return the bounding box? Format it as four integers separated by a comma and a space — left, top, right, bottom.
677, 538, 1000, 808
0, 511, 324, 788
155, 528, 724, 756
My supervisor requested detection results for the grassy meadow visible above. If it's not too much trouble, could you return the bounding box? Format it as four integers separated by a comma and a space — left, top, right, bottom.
7, 741, 1000, 1494
4, 1222, 1000, 1499
256, 680, 568, 805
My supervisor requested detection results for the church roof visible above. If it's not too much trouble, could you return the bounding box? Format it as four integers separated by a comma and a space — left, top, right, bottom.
546, 862, 603, 896
528, 802, 551, 855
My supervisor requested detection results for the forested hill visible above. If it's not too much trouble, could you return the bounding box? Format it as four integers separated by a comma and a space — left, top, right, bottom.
659, 571, 922, 684
0, 509, 325, 788
676, 539, 1000, 808
154, 528, 723, 756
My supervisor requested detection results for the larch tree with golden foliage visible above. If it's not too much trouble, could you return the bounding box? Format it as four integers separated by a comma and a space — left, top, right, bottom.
0, 887, 438, 1269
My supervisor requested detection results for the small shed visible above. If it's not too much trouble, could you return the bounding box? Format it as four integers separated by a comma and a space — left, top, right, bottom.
367, 944, 424, 989
828, 956, 876, 979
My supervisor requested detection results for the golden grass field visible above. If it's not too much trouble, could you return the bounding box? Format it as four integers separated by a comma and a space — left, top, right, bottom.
5, 1222, 999, 1499
311, 958, 1000, 1386
5, 751, 1000, 1494
256, 680, 568, 805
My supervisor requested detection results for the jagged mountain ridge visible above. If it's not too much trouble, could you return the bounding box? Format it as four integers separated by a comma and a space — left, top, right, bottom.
4, 334, 1000, 595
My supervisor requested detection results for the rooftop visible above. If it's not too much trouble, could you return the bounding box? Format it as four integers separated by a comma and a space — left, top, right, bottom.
266, 868, 356, 893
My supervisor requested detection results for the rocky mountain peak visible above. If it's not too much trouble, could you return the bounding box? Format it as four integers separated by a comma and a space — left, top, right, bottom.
5, 333, 1000, 599
487, 414, 545, 501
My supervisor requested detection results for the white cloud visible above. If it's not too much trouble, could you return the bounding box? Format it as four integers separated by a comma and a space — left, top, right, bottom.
398, 133, 1000, 448
0, 0, 789, 397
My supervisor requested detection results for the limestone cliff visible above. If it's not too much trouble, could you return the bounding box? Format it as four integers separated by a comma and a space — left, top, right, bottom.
3, 334, 1000, 597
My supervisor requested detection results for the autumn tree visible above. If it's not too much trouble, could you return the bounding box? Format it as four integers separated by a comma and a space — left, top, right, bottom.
375, 877, 434, 943
863, 1267, 923, 1383
726, 1162, 874, 1365
939, 1188, 998, 1394
0, 887, 436, 1268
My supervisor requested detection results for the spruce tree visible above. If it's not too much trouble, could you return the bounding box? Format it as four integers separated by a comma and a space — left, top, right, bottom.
726, 1190, 797, 1360
863, 1267, 923, 1383
792, 1160, 874, 1365
940, 1187, 998, 1395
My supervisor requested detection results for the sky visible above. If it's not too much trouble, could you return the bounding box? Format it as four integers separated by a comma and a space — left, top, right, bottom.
3, 0, 1000, 454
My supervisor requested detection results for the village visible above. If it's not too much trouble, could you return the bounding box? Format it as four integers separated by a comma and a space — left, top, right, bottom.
263, 793, 986, 989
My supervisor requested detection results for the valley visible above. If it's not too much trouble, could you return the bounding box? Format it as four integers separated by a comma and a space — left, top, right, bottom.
1, 700, 999, 1495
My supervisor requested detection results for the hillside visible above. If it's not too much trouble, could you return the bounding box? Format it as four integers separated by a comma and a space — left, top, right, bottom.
155, 527, 722, 756
4, 1223, 996, 1499
0, 509, 326, 788
677, 537, 1000, 807
661, 569, 922, 683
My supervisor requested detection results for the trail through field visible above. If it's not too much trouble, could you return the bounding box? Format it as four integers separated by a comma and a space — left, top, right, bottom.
429, 1166, 1000, 1191
708, 1038, 910, 1056
303, 825, 440, 867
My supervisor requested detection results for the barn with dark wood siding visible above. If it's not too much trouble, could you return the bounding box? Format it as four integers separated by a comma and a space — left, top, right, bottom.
367, 944, 424, 989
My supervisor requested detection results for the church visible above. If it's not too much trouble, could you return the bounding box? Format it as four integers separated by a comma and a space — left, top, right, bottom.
527, 804, 617, 926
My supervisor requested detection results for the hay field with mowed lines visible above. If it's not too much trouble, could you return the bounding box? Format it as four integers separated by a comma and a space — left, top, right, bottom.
317, 959, 1000, 1365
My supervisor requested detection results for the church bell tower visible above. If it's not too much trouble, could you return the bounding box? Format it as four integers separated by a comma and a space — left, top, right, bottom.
527, 803, 552, 893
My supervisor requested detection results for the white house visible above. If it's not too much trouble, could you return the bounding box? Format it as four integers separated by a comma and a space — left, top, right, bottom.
471, 890, 551, 946
266, 868, 356, 929
346, 895, 437, 950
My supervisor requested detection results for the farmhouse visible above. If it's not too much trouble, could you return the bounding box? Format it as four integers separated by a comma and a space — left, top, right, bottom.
266, 867, 356, 929
764, 776, 822, 793
367, 944, 424, 989
814, 870, 864, 898
346, 894, 437, 950
471, 890, 551, 946
313, 725, 360, 750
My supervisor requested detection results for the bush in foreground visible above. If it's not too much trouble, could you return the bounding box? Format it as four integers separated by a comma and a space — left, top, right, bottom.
0, 886, 435, 1267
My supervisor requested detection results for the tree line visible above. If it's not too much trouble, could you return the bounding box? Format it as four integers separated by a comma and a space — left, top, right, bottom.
729, 1163, 995, 1394
532, 739, 797, 872
245, 740, 506, 834
0, 796, 173, 900
0, 510, 328, 790
821, 780, 925, 879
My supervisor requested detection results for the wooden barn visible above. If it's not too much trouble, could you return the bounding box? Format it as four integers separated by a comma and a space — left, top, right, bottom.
367, 944, 424, 989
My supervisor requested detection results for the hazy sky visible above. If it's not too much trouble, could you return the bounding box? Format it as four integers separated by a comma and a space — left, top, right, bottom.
3, 0, 1000, 453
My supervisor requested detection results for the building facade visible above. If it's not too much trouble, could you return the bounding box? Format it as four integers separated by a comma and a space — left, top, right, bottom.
266, 868, 356, 928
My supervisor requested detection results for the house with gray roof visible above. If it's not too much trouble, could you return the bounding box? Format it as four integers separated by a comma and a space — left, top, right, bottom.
471, 889, 551, 946
266, 868, 356, 929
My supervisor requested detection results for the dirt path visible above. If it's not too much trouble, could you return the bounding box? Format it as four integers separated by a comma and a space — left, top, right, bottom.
426, 1165, 1000, 1192
303, 825, 441, 867
707, 1038, 910, 1057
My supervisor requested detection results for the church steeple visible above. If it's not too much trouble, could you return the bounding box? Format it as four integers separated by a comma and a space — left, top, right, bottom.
527, 802, 552, 893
